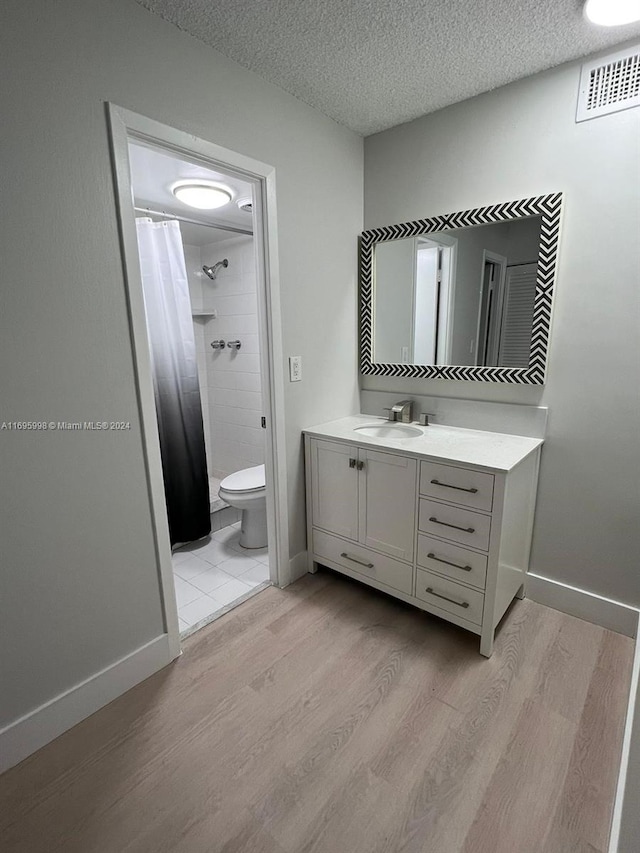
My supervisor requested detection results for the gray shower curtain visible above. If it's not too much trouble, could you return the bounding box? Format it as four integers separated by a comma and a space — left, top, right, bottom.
136, 218, 210, 546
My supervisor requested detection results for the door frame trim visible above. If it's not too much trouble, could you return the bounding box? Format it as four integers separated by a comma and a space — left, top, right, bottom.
475, 249, 507, 367
106, 104, 290, 659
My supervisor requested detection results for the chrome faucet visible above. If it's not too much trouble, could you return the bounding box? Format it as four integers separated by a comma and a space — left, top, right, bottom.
385, 400, 414, 423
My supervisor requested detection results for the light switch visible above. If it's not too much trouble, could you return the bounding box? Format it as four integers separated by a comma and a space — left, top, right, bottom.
289, 356, 302, 382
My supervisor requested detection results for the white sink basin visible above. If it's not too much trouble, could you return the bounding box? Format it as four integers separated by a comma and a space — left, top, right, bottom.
354, 423, 423, 439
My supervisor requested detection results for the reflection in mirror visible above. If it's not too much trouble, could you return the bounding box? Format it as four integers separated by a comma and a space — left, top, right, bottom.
360, 193, 562, 384
373, 216, 542, 368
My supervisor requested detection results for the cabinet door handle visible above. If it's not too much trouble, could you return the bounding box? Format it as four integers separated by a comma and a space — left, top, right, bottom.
340, 552, 374, 569
425, 587, 470, 608
429, 516, 475, 534
430, 478, 478, 494
349, 458, 357, 468
356, 460, 365, 471
427, 552, 473, 572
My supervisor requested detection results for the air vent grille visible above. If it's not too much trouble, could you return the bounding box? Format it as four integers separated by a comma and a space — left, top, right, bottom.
577, 45, 640, 122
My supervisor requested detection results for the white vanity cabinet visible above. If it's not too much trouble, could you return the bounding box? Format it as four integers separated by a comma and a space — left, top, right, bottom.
307, 439, 417, 595
304, 417, 542, 657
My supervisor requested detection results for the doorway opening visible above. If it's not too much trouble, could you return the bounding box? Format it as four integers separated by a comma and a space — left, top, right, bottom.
475, 251, 537, 368
107, 106, 289, 654
414, 234, 456, 365
476, 250, 507, 367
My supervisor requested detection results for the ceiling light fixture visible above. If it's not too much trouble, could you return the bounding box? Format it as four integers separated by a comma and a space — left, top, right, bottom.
171, 180, 232, 210
584, 0, 640, 26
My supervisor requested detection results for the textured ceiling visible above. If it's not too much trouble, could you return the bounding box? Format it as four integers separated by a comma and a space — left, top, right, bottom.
135, 0, 640, 135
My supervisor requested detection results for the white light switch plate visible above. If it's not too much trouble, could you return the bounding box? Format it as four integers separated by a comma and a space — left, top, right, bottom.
289, 356, 302, 382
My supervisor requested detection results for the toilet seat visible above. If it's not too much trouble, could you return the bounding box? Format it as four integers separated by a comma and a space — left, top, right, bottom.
218, 465, 267, 549
220, 464, 265, 494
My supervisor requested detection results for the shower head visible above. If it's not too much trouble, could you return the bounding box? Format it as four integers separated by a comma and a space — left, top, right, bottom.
202, 259, 228, 280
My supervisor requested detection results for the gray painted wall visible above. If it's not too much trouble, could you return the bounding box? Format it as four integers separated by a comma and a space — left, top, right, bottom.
363, 52, 640, 607
0, 0, 362, 729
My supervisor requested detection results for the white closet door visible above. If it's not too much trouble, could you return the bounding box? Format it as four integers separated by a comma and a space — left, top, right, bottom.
498, 263, 538, 367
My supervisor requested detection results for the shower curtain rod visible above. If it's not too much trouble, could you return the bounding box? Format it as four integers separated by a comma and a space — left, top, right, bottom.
134, 205, 252, 236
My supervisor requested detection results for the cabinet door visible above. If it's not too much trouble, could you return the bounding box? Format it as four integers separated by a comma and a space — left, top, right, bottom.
360, 449, 417, 562
310, 439, 359, 540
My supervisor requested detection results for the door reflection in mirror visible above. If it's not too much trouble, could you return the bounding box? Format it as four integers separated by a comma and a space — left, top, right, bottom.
477, 251, 507, 367
373, 233, 456, 365
414, 235, 456, 365
372, 215, 541, 368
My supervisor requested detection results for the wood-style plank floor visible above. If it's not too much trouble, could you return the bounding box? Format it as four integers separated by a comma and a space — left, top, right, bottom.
0, 571, 633, 853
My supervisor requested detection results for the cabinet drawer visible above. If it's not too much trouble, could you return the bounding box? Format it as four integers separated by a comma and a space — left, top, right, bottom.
312, 528, 413, 595
418, 498, 491, 551
417, 534, 488, 590
415, 569, 485, 626
420, 461, 494, 512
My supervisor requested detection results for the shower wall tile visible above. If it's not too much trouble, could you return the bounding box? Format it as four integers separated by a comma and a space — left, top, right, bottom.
209, 371, 237, 391
207, 276, 245, 298
237, 335, 260, 355
239, 241, 256, 275
212, 315, 259, 336
220, 273, 255, 295
244, 444, 265, 465
212, 406, 262, 429
208, 357, 234, 373
236, 390, 262, 411
217, 293, 257, 316
232, 353, 261, 374
208, 389, 263, 414
209, 388, 237, 408
216, 423, 237, 442
233, 411, 263, 429
236, 372, 261, 392
208, 351, 227, 372
201, 234, 263, 479
183, 244, 204, 312
184, 242, 213, 476
232, 425, 265, 447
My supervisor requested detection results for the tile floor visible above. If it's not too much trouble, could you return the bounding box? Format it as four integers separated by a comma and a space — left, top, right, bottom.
172, 521, 270, 634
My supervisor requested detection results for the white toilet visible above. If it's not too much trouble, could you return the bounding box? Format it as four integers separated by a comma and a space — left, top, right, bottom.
218, 464, 267, 549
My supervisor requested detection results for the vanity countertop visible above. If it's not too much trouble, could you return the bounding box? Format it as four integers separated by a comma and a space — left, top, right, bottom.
303, 414, 543, 473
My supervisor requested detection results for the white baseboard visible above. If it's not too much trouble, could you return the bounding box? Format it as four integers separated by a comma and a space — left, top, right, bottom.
0, 634, 175, 774
527, 573, 639, 638
288, 550, 309, 584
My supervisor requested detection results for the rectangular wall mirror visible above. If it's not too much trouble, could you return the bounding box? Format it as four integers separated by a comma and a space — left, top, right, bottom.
360, 193, 562, 384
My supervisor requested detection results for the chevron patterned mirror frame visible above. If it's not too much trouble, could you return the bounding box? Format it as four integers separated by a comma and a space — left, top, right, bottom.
359, 192, 562, 384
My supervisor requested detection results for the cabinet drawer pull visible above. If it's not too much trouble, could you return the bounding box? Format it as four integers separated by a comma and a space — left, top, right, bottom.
340, 552, 374, 569
427, 552, 473, 572
425, 587, 470, 608
430, 478, 478, 494
429, 516, 475, 534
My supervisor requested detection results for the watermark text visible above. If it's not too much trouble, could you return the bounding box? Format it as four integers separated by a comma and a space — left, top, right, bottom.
1, 421, 132, 431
